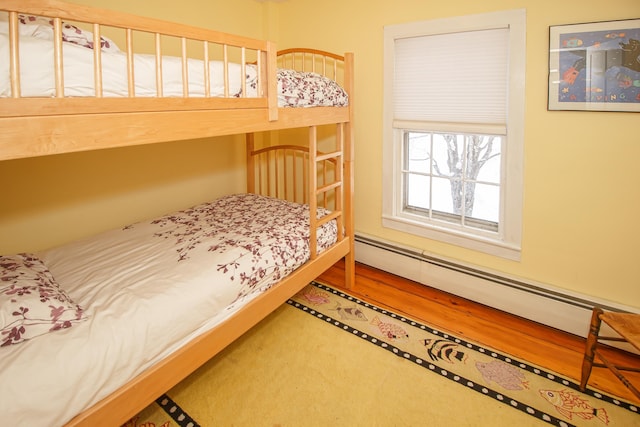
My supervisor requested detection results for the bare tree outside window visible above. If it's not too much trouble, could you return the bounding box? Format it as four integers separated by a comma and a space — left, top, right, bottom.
404, 132, 502, 231
436, 134, 500, 217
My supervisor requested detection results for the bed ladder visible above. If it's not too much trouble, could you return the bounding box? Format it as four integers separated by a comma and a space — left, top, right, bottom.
307, 124, 345, 260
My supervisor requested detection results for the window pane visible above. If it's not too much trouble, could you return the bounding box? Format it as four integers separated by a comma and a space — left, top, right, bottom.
432, 134, 463, 178
431, 176, 454, 215
406, 133, 430, 173
469, 182, 500, 225
406, 173, 430, 210
467, 135, 502, 184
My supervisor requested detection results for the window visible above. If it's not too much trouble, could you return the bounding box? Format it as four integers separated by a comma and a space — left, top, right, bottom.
382, 10, 526, 260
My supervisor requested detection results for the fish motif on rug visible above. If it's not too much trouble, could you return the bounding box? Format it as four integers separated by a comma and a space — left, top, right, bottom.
539, 389, 610, 424
330, 302, 368, 321
299, 286, 331, 305
475, 360, 529, 391
422, 338, 468, 364
370, 315, 409, 340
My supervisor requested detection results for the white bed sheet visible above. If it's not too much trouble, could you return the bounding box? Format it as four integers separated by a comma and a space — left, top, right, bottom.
0, 32, 257, 98
0, 193, 337, 426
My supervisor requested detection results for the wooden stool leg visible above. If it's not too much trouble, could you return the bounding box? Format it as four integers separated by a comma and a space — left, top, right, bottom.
580, 307, 603, 391
594, 348, 640, 399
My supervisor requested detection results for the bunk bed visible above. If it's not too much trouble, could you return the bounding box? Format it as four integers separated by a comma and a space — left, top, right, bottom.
0, 1, 355, 426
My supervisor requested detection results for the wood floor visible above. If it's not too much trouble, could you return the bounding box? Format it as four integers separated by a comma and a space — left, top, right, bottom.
318, 260, 640, 404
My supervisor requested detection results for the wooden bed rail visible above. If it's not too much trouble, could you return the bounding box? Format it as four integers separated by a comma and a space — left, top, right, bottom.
0, 0, 274, 116
246, 143, 340, 207
277, 48, 345, 83
0, 1, 352, 163
2, 0, 264, 44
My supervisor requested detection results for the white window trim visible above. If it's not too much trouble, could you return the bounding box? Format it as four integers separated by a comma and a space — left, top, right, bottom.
382, 9, 526, 261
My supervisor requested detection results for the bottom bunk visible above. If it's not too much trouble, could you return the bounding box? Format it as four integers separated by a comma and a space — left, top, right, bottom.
0, 139, 354, 426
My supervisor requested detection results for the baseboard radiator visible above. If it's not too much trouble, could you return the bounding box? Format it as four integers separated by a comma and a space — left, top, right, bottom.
355, 234, 638, 341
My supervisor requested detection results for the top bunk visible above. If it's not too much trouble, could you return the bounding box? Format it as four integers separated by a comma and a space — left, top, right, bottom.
0, 0, 354, 161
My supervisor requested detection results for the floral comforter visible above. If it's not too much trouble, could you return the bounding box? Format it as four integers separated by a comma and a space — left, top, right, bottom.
0, 194, 337, 427
124, 193, 337, 301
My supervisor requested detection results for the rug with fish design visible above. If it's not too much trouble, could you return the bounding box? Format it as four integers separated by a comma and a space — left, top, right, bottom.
125, 281, 639, 427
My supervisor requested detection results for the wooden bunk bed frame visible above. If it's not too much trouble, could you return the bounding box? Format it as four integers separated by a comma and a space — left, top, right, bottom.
0, 1, 355, 425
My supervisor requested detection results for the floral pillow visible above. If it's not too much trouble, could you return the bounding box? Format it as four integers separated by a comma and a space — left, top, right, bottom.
0, 13, 120, 53
1, 253, 88, 347
276, 69, 349, 107
58, 19, 120, 52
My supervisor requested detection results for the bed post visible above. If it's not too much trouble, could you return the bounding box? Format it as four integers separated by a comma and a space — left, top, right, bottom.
246, 133, 256, 194
266, 42, 278, 122
343, 52, 355, 290
308, 126, 318, 260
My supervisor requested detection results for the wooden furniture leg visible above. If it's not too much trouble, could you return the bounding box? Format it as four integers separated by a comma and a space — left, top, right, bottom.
580, 307, 603, 391
580, 307, 640, 400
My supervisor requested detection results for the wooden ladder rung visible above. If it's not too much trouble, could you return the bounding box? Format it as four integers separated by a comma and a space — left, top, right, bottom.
316, 150, 342, 162
317, 181, 342, 195
317, 211, 341, 227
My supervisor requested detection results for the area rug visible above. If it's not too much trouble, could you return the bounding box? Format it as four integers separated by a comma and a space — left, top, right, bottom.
126, 281, 639, 427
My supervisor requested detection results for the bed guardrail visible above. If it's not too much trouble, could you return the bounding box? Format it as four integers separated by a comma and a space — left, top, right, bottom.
0, 0, 274, 117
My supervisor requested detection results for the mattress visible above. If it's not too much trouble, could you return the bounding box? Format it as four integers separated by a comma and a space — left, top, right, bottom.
0, 13, 349, 107
0, 193, 337, 426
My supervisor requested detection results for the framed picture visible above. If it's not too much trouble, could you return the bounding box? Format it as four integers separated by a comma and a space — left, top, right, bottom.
548, 18, 640, 112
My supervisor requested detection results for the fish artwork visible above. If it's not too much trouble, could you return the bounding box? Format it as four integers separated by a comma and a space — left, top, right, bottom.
422, 339, 468, 364
475, 360, 529, 391
331, 303, 368, 321
370, 316, 409, 340
300, 287, 331, 305
562, 37, 583, 48
539, 389, 610, 425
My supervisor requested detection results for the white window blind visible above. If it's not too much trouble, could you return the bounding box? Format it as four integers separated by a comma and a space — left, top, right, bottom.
393, 28, 509, 125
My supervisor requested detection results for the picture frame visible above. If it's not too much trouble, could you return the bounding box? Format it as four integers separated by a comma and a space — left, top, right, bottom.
548, 18, 640, 112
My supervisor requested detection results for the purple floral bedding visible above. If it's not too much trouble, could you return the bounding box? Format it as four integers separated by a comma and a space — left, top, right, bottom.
273, 69, 349, 107
124, 193, 338, 301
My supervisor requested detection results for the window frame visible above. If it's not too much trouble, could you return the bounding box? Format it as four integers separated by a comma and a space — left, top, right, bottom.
382, 9, 526, 260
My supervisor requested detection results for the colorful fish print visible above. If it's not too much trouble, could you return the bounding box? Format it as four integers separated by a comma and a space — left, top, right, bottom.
300, 287, 331, 305
370, 316, 409, 340
616, 72, 640, 89
331, 303, 368, 321
539, 389, 609, 425
562, 37, 583, 48
475, 360, 529, 391
422, 339, 467, 364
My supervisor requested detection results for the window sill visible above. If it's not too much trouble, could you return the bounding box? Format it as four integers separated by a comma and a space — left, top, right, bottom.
382, 215, 521, 261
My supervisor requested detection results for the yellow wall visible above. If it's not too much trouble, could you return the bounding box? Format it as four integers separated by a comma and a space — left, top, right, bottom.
1, 0, 639, 309
273, 0, 640, 307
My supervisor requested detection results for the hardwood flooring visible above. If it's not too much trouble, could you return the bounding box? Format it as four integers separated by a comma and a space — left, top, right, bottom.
318, 260, 640, 404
